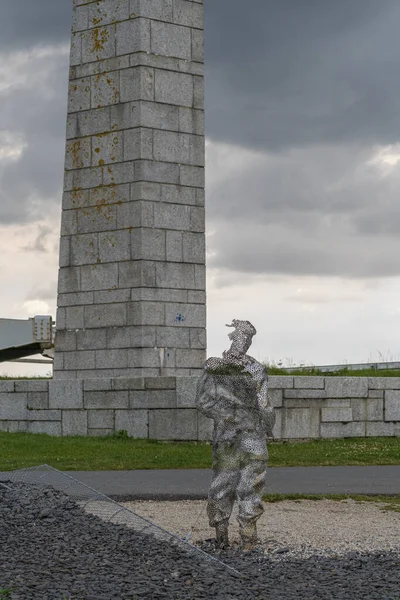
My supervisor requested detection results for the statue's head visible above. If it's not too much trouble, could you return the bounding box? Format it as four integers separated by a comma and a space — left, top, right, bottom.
225, 319, 257, 356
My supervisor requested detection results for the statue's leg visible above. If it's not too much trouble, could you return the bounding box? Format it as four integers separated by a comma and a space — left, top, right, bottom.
235, 431, 268, 549
207, 440, 240, 547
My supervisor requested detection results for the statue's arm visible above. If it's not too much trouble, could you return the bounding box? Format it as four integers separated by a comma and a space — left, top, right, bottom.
195, 371, 220, 420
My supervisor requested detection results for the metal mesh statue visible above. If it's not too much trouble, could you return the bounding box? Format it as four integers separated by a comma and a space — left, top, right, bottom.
196, 320, 275, 550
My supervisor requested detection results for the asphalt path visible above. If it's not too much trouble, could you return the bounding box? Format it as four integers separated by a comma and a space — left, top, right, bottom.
61, 466, 400, 500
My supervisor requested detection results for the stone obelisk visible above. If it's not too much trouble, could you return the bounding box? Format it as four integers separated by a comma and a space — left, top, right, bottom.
54, 0, 206, 379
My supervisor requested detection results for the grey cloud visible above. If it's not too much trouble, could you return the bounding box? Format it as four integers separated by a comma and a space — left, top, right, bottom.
0, 48, 69, 225
26, 282, 57, 303
207, 143, 400, 279
206, 0, 400, 150
0, 0, 71, 52
22, 225, 53, 253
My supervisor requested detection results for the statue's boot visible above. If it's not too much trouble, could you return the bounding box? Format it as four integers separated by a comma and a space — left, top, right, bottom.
215, 521, 229, 548
240, 522, 258, 551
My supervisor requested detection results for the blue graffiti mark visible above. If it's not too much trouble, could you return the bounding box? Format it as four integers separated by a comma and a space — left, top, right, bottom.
176, 313, 185, 323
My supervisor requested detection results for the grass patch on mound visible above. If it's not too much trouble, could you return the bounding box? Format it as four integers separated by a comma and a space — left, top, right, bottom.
0, 433, 399, 471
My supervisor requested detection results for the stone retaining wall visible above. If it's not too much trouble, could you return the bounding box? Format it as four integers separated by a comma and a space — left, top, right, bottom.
1, 376, 399, 440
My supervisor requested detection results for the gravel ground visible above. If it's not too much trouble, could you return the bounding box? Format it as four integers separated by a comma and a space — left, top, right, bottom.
1, 482, 400, 599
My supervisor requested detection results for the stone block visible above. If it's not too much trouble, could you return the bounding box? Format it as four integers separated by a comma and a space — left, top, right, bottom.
131, 228, 166, 261
145, 377, 176, 390
59, 237, 71, 268
156, 326, 190, 349
70, 32, 82, 67
180, 165, 204, 188
64, 351, 96, 371
84, 379, 113, 391
189, 327, 206, 349
117, 201, 153, 231
77, 329, 107, 351
321, 408, 353, 423
165, 303, 206, 328
176, 377, 198, 407
198, 412, 212, 441
27, 392, 49, 410
94, 290, 131, 304
127, 301, 165, 326
85, 391, 129, 409
65, 306, 85, 329
128, 348, 163, 368
69, 166, 103, 190
385, 391, 400, 421
124, 128, 153, 161
120, 67, 154, 102
27, 422, 62, 436
113, 378, 145, 390
320, 422, 366, 438
62, 410, 88, 436
82, 24, 116, 63
191, 28, 204, 63
193, 75, 204, 109
173, 0, 203, 28
115, 409, 148, 438
325, 399, 351, 407
0, 381, 14, 393
103, 161, 135, 185
116, 18, 150, 56
154, 203, 191, 231
107, 325, 156, 349
131, 288, 187, 302
27, 410, 61, 422
91, 71, 120, 108
77, 203, 117, 235
268, 389, 283, 408
272, 409, 283, 439
149, 408, 197, 440
81, 263, 118, 292
182, 232, 205, 263
75, 107, 111, 138
16, 380, 49, 392
91, 131, 123, 167
166, 231, 183, 262
156, 263, 194, 289
96, 349, 128, 369
294, 377, 325, 389
130, 0, 173, 21
325, 378, 368, 398
70, 233, 98, 266
154, 70, 193, 107
88, 0, 130, 27
366, 422, 395, 437
368, 390, 384, 398
161, 184, 197, 205
285, 390, 327, 399
84, 303, 127, 328
151, 21, 191, 60
368, 377, 400, 390
176, 349, 205, 368
98, 230, 131, 262
140, 101, 179, 131
68, 77, 91, 113
65, 137, 92, 170
135, 160, 180, 185
49, 380, 83, 409
179, 107, 204, 135
190, 206, 205, 233
188, 291, 206, 305
58, 291, 94, 307
0, 394, 28, 420
88, 410, 114, 429
351, 398, 383, 422
72, 4, 88, 32
282, 408, 320, 439
130, 390, 176, 408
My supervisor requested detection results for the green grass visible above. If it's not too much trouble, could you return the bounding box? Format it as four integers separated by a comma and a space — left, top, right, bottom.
0, 433, 399, 471
261, 493, 400, 512
266, 366, 400, 377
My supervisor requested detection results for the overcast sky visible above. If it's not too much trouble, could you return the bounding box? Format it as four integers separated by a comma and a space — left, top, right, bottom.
2, 0, 400, 376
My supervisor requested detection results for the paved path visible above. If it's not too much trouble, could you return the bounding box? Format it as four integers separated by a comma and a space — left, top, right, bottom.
63, 466, 400, 500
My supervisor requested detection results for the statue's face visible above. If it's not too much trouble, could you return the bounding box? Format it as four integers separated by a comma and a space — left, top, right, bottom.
228, 328, 252, 355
